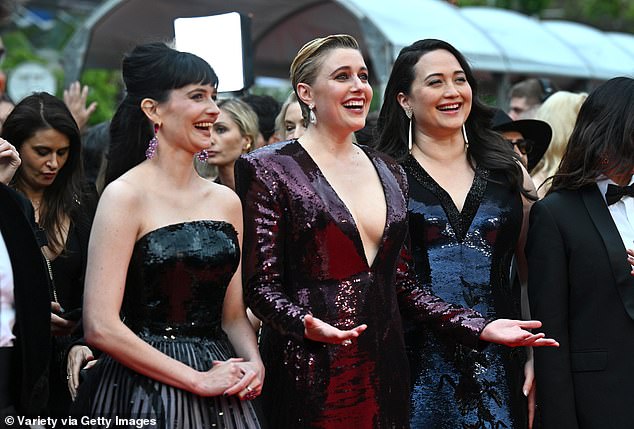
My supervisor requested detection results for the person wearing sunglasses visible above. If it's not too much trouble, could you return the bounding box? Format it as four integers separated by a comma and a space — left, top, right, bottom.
491, 109, 552, 174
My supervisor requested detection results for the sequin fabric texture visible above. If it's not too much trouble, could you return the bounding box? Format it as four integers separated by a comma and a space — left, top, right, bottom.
72, 221, 263, 429
402, 155, 527, 429
235, 140, 489, 429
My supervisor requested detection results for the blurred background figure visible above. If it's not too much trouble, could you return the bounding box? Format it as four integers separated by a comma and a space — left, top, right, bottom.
1, 92, 97, 417
354, 110, 379, 146
491, 109, 552, 173
203, 98, 258, 190
274, 91, 306, 141
530, 91, 588, 198
0, 36, 14, 133
508, 77, 557, 120
241, 94, 280, 148
80, 121, 110, 194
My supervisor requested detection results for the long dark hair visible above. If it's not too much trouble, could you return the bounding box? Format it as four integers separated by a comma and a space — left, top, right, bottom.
375, 39, 529, 198
104, 42, 218, 187
1, 92, 82, 253
551, 77, 634, 192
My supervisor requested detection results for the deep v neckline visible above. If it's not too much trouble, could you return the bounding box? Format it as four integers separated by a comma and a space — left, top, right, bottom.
403, 155, 488, 242
296, 141, 389, 268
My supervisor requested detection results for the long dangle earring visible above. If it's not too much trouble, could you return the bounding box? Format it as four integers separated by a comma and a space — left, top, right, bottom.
462, 123, 469, 148
405, 107, 413, 152
145, 123, 159, 159
309, 104, 317, 125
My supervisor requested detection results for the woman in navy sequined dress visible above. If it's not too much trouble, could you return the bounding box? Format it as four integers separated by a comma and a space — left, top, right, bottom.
235, 35, 556, 429
72, 43, 264, 428
376, 39, 554, 428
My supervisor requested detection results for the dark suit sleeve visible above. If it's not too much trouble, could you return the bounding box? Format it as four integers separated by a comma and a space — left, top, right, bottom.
527, 200, 580, 428
235, 156, 309, 341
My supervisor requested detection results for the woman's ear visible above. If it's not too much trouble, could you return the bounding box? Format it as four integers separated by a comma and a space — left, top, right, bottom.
140, 98, 159, 124
396, 92, 410, 112
296, 83, 313, 107
242, 135, 253, 153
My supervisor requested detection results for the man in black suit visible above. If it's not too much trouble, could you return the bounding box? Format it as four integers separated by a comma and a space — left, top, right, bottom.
527, 77, 634, 428
0, 139, 51, 418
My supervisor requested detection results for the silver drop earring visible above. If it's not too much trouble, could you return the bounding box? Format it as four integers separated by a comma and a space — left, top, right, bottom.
405, 107, 413, 152
462, 123, 469, 147
309, 104, 317, 125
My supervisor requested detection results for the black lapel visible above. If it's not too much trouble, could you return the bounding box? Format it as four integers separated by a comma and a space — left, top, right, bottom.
582, 184, 634, 319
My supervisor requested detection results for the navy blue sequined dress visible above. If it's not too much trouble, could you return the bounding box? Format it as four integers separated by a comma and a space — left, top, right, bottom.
402, 156, 527, 428
235, 140, 489, 429
73, 221, 262, 429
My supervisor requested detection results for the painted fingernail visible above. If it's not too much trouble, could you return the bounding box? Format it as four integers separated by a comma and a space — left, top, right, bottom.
523, 389, 529, 397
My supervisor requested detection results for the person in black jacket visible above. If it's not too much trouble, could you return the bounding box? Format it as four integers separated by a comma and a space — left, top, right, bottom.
527, 77, 634, 428
0, 140, 51, 420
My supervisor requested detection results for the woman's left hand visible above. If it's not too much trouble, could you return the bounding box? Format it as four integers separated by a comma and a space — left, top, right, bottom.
234, 360, 265, 401
479, 319, 559, 348
523, 358, 536, 429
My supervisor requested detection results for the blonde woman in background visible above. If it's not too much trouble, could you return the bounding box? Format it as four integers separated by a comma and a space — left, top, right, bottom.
275, 91, 306, 140
204, 98, 259, 190
530, 91, 588, 198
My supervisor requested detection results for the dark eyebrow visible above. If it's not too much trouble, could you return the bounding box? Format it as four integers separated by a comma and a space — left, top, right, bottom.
424, 70, 465, 80
329, 65, 368, 77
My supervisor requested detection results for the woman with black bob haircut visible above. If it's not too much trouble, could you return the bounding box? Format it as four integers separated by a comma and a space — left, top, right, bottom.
104, 42, 219, 187
528, 77, 634, 429
376, 38, 550, 428
72, 42, 264, 428
1, 92, 97, 416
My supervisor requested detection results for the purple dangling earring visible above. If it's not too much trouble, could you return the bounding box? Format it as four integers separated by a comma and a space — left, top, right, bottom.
146, 123, 159, 159
196, 149, 209, 162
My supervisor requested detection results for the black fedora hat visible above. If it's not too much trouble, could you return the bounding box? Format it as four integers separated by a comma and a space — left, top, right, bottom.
491, 109, 552, 172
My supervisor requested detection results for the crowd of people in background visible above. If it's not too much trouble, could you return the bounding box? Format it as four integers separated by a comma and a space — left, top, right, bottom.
1, 19, 633, 429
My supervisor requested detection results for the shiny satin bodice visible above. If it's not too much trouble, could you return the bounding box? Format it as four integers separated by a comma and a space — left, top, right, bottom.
123, 220, 240, 340
403, 155, 526, 428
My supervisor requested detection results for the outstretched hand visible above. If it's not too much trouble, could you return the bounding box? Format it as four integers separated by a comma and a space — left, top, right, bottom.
303, 314, 367, 346
480, 319, 559, 348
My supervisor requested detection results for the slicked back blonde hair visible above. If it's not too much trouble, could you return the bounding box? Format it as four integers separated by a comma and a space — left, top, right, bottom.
290, 34, 360, 124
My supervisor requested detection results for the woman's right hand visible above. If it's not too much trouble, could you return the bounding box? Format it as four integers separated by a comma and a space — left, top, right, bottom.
67, 345, 97, 400
50, 302, 77, 336
303, 314, 367, 346
195, 358, 257, 397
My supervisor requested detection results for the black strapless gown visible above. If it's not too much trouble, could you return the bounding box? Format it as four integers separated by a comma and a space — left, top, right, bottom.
72, 221, 262, 428
402, 156, 527, 429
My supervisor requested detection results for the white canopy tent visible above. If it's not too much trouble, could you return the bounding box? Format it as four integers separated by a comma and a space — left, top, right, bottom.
460, 6, 592, 78
61, 0, 634, 102
542, 20, 634, 79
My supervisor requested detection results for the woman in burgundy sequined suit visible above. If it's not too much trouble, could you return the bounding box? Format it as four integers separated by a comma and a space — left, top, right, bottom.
235, 35, 556, 429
